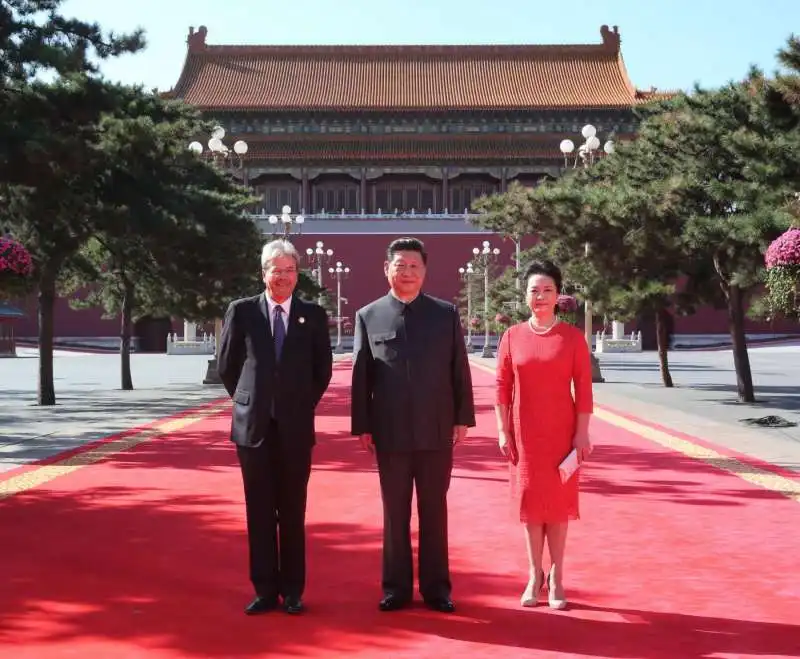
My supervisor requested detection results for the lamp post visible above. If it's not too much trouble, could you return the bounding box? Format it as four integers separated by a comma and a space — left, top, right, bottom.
306, 241, 333, 287
189, 125, 249, 176
458, 262, 475, 351
268, 204, 305, 238
328, 261, 350, 353
306, 240, 333, 304
189, 126, 249, 386
472, 240, 500, 358
558, 124, 613, 384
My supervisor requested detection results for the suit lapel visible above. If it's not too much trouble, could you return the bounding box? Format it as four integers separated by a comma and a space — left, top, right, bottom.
282, 297, 304, 356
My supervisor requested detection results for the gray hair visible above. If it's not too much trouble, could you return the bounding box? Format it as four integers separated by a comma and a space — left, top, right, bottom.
260, 239, 300, 269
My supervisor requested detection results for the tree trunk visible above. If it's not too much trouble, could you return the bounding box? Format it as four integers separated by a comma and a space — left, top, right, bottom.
727, 284, 755, 403
120, 279, 134, 391
655, 306, 674, 388
37, 270, 57, 406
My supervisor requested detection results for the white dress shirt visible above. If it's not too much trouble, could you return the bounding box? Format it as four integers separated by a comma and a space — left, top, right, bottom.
265, 293, 292, 334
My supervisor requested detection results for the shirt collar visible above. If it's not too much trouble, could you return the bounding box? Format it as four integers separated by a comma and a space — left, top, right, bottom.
387, 291, 422, 313
265, 292, 292, 317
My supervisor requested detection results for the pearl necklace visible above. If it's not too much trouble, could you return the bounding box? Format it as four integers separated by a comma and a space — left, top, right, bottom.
528, 317, 559, 335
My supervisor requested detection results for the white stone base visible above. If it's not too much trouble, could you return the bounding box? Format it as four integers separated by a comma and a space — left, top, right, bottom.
166, 333, 215, 355
596, 330, 642, 353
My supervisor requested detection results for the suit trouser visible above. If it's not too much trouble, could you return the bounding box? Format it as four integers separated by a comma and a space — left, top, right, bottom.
376, 448, 453, 601
237, 421, 312, 600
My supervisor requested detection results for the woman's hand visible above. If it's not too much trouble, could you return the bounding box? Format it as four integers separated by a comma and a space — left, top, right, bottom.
498, 430, 518, 465
573, 431, 593, 463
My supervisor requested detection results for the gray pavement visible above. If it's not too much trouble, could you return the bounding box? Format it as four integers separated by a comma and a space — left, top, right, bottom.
471, 344, 800, 474
0, 349, 226, 473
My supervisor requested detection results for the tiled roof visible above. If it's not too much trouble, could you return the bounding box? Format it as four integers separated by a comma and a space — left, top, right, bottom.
236, 134, 633, 164
173, 25, 645, 111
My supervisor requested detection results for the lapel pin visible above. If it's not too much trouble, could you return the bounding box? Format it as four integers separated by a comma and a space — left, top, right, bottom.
298, 316, 306, 324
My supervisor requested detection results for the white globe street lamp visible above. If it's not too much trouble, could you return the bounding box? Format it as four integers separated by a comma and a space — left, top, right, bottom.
306, 240, 334, 304
459, 262, 476, 350
188, 126, 250, 387
557, 124, 614, 383
268, 204, 304, 238
471, 241, 501, 358
327, 261, 351, 353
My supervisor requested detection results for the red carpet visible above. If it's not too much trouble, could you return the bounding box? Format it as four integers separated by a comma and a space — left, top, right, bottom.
1, 363, 799, 658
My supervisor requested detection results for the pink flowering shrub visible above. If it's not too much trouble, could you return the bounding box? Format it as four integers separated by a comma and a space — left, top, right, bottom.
764, 229, 800, 318
0, 237, 34, 299
556, 294, 578, 313
765, 228, 800, 268
556, 294, 579, 325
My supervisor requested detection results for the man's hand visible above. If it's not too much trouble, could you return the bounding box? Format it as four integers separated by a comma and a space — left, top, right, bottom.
452, 425, 468, 446
498, 430, 518, 465
573, 431, 592, 463
359, 433, 375, 454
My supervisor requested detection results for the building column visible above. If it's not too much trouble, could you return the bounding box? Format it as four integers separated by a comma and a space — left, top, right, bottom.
500, 167, 507, 193
301, 169, 309, 214
441, 167, 449, 213
360, 168, 367, 214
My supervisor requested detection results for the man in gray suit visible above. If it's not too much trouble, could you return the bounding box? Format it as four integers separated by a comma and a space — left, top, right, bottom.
351, 237, 475, 613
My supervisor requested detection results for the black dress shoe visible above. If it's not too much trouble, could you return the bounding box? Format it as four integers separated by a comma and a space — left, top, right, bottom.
425, 597, 456, 613
379, 594, 410, 611
283, 596, 304, 615
245, 596, 278, 615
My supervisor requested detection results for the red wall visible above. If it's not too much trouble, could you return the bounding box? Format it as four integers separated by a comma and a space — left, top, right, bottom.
8, 232, 800, 339
290, 233, 523, 321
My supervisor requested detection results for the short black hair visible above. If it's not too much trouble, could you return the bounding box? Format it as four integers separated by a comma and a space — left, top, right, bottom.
523, 259, 562, 292
387, 237, 428, 265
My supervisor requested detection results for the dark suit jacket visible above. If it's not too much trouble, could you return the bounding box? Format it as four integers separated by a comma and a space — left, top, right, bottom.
350, 293, 475, 452
218, 293, 333, 448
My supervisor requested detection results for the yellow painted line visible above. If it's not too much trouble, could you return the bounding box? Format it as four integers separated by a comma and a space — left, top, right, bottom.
594, 408, 800, 504
0, 400, 230, 500
469, 358, 800, 504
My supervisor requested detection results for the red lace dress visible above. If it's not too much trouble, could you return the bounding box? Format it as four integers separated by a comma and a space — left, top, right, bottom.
496, 321, 594, 523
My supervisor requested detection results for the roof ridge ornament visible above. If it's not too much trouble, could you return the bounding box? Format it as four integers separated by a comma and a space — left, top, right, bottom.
599, 25, 621, 52
187, 25, 208, 52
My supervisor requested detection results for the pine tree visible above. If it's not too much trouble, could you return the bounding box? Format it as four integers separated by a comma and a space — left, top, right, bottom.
1, 0, 143, 404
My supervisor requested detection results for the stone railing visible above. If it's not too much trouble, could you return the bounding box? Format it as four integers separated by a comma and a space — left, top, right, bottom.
595, 321, 643, 353
250, 209, 480, 221
166, 321, 216, 355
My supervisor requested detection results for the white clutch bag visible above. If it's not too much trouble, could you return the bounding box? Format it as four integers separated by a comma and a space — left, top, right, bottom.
558, 448, 579, 484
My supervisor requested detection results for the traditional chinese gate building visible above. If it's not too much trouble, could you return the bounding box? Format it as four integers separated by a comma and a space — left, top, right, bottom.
13, 26, 798, 345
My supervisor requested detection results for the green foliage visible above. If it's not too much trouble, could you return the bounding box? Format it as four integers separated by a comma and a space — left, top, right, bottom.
467, 39, 800, 399
0, 0, 144, 85
764, 265, 800, 318
51, 88, 260, 326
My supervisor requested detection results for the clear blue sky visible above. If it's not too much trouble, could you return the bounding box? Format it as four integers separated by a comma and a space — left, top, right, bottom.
61, 0, 799, 94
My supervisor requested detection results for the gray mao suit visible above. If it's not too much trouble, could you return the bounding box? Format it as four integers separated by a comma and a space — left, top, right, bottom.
351, 292, 475, 602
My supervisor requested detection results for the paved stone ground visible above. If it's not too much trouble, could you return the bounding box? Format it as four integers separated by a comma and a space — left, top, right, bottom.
471, 343, 800, 474
0, 349, 227, 473
0, 348, 353, 474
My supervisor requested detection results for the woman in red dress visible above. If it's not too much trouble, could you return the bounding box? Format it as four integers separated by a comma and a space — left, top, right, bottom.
495, 260, 593, 609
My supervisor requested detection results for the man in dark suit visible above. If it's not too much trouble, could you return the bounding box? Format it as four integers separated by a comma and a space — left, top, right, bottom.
351, 237, 475, 613
218, 239, 332, 616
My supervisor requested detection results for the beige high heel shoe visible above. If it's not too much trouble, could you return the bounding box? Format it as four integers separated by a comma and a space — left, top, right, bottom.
520, 570, 545, 607
547, 568, 567, 610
